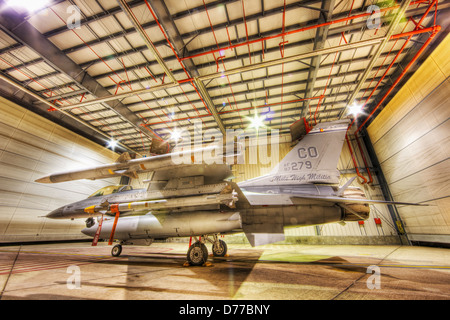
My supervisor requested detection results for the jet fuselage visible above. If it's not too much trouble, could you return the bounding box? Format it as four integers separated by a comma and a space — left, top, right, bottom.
53, 182, 369, 244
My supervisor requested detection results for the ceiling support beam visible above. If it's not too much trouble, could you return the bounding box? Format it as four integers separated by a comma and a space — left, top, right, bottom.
0, 69, 136, 154
147, 0, 226, 134
146, 0, 200, 78
301, 0, 336, 118
0, 2, 158, 145
341, 0, 412, 116
56, 36, 389, 111
119, 0, 226, 135
192, 78, 226, 135
116, 0, 177, 84
4, 2, 436, 88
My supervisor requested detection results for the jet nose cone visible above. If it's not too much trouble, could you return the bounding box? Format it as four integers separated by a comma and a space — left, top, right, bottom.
46, 207, 64, 219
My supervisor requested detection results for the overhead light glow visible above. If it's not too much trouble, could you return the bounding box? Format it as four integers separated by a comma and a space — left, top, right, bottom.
6, 0, 50, 13
170, 128, 182, 141
107, 138, 118, 150
248, 114, 266, 130
348, 103, 363, 118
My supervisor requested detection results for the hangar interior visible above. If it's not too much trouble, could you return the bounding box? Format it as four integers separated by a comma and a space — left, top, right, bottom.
0, 0, 448, 247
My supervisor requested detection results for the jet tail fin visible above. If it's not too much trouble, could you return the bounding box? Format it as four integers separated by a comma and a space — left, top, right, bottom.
239, 120, 350, 189
269, 119, 349, 183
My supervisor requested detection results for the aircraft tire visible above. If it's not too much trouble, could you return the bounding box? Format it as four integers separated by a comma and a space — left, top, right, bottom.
212, 239, 227, 257
111, 244, 122, 257
187, 242, 208, 266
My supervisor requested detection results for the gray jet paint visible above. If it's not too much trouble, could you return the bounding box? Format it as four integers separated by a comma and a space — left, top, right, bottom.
40, 120, 420, 247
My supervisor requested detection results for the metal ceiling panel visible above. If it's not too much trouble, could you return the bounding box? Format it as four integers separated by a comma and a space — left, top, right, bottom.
0, 0, 447, 153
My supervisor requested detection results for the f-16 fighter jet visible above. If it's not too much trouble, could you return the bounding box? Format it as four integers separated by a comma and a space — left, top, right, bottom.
38, 120, 421, 265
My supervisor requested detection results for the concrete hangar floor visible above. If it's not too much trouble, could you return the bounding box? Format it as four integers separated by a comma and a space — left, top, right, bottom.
0, 241, 449, 301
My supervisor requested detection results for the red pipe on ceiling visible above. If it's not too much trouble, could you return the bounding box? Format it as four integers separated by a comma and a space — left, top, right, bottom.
143, 95, 323, 127
355, 0, 440, 133
280, 0, 287, 130
138, 20, 437, 130
347, 0, 439, 184
202, 0, 244, 125
241, 0, 252, 64
345, 133, 368, 184
142, 0, 211, 126
180, 0, 429, 61
356, 25, 440, 134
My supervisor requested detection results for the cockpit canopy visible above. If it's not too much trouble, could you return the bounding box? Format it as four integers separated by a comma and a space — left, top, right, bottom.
88, 185, 133, 198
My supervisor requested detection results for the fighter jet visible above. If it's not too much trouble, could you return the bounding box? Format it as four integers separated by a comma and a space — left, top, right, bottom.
38, 120, 422, 266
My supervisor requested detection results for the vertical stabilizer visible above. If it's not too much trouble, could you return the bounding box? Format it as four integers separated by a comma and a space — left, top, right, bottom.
239, 119, 350, 187
270, 119, 349, 184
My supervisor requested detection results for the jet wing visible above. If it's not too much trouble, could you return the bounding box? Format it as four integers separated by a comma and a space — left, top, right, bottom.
35, 145, 235, 184
147, 163, 234, 190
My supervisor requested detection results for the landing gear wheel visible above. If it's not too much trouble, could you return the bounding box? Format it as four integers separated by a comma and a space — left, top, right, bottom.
111, 244, 122, 257
187, 242, 208, 266
212, 239, 227, 257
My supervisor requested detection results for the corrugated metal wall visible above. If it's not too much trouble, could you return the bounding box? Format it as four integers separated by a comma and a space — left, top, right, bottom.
367, 33, 450, 245
0, 97, 120, 243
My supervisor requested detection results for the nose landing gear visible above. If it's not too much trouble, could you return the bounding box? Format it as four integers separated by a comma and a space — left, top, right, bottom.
111, 244, 122, 257
106, 234, 229, 266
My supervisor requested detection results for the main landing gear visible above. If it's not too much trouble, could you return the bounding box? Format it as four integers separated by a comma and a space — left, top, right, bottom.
108, 234, 228, 266
186, 234, 228, 266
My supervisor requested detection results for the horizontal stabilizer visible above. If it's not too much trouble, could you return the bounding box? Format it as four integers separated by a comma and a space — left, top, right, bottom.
336, 177, 357, 197
242, 213, 284, 247
245, 232, 285, 247
290, 194, 429, 206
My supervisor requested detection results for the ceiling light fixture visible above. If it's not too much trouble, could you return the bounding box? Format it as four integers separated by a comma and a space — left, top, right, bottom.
348, 103, 364, 118
169, 128, 182, 141
107, 138, 118, 150
248, 114, 266, 130
6, 0, 50, 13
